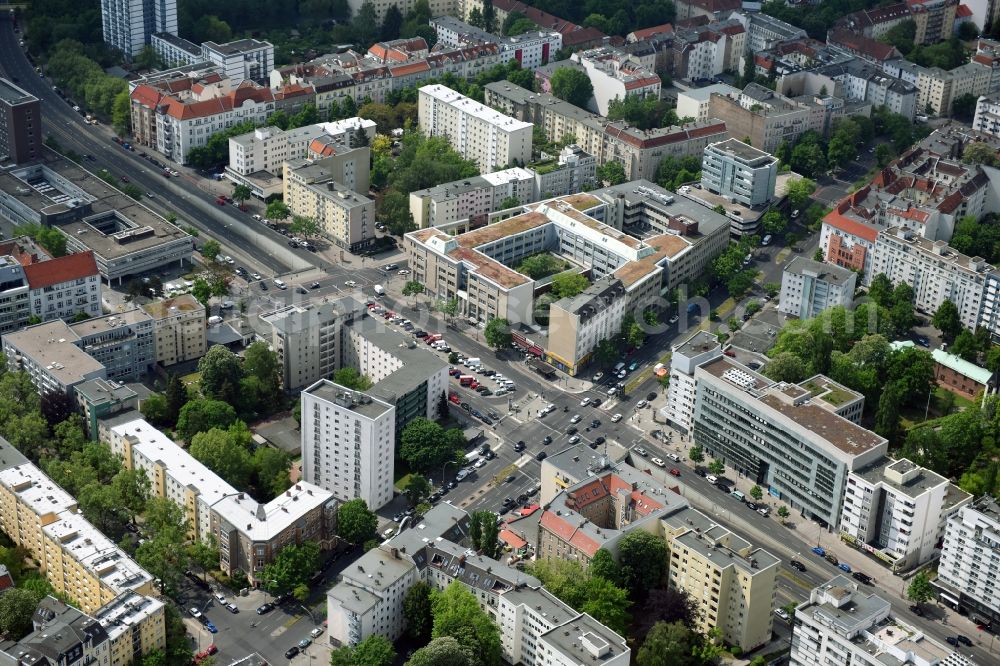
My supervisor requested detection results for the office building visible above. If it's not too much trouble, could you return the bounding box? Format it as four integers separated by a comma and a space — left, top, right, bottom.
418, 84, 533, 173
530, 144, 597, 200
537, 459, 780, 652
283, 157, 375, 251
74, 378, 138, 439
701, 138, 778, 208
0, 593, 165, 666
791, 576, 969, 666
693, 356, 887, 527
0, 78, 41, 164
485, 81, 728, 182
108, 417, 337, 583
149, 32, 202, 68
258, 301, 361, 392
408, 167, 536, 229
201, 39, 274, 83
0, 436, 156, 615
0, 150, 192, 284
140, 294, 207, 367
664, 331, 723, 434
69, 309, 154, 381
840, 457, 971, 572
100, 0, 177, 60
327, 502, 630, 663
935, 497, 1000, 626
226, 118, 375, 198
779, 257, 857, 319
301, 380, 396, 510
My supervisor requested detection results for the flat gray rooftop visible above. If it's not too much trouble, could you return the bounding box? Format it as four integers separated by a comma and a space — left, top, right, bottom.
709, 137, 775, 164
675, 330, 720, 359
0, 78, 36, 106
304, 380, 393, 420
784, 256, 856, 285
346, 316, 448, 399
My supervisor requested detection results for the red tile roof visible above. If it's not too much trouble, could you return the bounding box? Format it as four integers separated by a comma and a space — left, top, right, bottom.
956, 4, 973, 17
823, 207, 879, 242
628, 23, 674, 42
624, 75, 662, 91
829, 29, 900, 61
22, 251, 98, 289
390, 61, 431, 77
499, 529, 527, 550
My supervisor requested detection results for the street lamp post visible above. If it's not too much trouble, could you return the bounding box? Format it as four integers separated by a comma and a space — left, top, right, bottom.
441, 460, 455, 486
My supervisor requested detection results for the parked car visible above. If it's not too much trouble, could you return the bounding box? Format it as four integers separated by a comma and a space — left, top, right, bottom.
189, 608, 203, 619
669, 468, 681, 477
790, 560, 806, 572
634, 447, 647, 457
775, 608, 791, 622
611, 413, 623, 423
285, 647, 300, 659
811, 546, 826, 557
256, 603, 274, 615
570, 414, 582, 424
651, 457, 666, 467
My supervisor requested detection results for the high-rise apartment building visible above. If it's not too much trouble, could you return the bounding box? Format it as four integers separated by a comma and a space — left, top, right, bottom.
418, 84, 533, 173
936, 497, 1000, 627
664, 331, 723, 434
101, 0, 177, 60
779, 257, 857, 319
300, 380, 396, 510
0, 78, 41, 164
701, 138, 778, 208
283, 158, 375, 252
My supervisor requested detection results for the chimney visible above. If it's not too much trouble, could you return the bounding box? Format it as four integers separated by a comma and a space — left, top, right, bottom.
933, 240, 947, 255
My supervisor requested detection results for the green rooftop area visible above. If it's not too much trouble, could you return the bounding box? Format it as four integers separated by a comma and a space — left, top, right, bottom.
530, 159, 560, 175
803, 379, 854, 407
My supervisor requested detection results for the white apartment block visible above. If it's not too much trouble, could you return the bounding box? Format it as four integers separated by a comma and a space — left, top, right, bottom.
532, 144, 597, 199
259, 301, 357, 392
973, 91, 1000, 136
202, 39, 274, 83
792, 576, 970, 666
568, 47, 662, 116
840, 457, 971, 573
871, 227, 993, 335
418, 84, 533, 172
936, 497, 1000, 627
701, 138, 778, 208
283, 158, 374, 251
301, 380, 396, 510
676, 83, 742, 123
346, 0, 458, 21
779, 257, 857, 319
732, 11, 807, 54
408, 167, 535, 229
108, 417, 337, 583
672, 20, 747, 83
101, 0, 177, 60
3, 321, 107, 396
664, 331, 723, 434
326, 546, 417, 647
150, 33, 202, 68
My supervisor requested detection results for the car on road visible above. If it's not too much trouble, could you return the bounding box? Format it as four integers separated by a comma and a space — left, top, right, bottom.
310, 281, 321, 289
542, 436, 552, 445
398, 269, 410, 276
594, 436, 606, 446
790, 560, 806, 572
774, 608, 791, 622
251, 273, 261, 280
757, 506, 770, 517
382, 263, 398, 271
838, 563, 852, 573
505, 475, 516, 483
344, 280, 357, 287
214, 592, 227, 604
852, 571, 872, 585
566, 426, 578, 435
634, 447, 647, 457
189, 608, 203, 619
668, 315, 679, 325
592, 372, 603, 382
956, 635, 972, 646
145, 192, 154, 198
580, 397, 591, 407
256, 603, 274, 615
536, 451, 547, 461
570, 414, 582, 424
667, 453, 680, 462
474, 457, 487, 468
297, 286, 308, 295
811, 546, 825, 557
298, 638, 312, 649
225, 603, 239, 613
285, 647, 300, 659
607, 385, 618, 396
590, 418, 601, 428
651, 457, 666, 467
945, 637, 959, 647
205, 621, 217, 633
670, 468, 681, 477
311, 627, 325, 638
611, 413, 622, 422
568, 435, 581, 444
628, 361, 639, 372
636, 399, 647, 409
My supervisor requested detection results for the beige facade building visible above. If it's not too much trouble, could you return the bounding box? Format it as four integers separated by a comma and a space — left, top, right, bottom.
283, 157, 375, 252
418, 84, 533, 172
141, 294, 206, 367
0, 436, 157, 616
536, 457, 779, 652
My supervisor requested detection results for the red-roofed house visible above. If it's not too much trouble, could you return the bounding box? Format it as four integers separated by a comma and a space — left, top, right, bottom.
0, 240, 101, 328
627, 23, 674, 43
953, 3, 975, 35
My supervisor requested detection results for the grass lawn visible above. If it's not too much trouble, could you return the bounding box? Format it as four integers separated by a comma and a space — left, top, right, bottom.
394, 472, 417, 493
900, 386, 973, 429
180, 371, 201, 390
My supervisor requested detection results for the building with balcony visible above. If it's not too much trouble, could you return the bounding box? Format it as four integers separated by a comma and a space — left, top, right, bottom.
693, 356, 886, 527
74, 378, 138, 440
840, 457, 971, 572
100, 0, 177, 60
935, 497, 1000, 626
701, 138, 778, 207
283, 157, 374, 251
779, 257, 857, 319
408, 167, 535, 229
664, 331, 723, 434
201, 39, 274, 84
300, 380, 396, 510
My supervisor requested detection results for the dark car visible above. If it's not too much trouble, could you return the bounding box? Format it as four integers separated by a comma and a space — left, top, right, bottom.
503, 497, 515, 506
414, 330, 428, 338
946, 637, 959, 647
505, 475, 516, 483
745, 502, 758, 511
256, 603, 274, 615
285, 647, 300, 659
594, 436, 606, 445
488, 410, 500, 419
956, 635, 972, 646
296, 286, 308, 295
513, 441, 525, 452
288, 240, 298, 248
647, 392, 658, 401
567, 426, 578, 436
852, 571, 872, 585
789, 560, 806, 572
536, 451, 548, 461
460, 402, 470, 411
591, 398, 602, 407
542, 435, 552, 445
590, 419, 601, 428
695, 466, 708, 477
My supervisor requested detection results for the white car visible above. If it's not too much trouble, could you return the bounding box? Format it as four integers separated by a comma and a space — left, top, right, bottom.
679, 185, 690, 193
570, 414, 582, 424
611, 413, 622, 422
634, 446, 647, 457
215, 593, 227, 604
580, 397, 591, 407
345, 280, 357, 287
568, 435, 581, 444
668, 315, 679, 325
667, 453, 681, 462
252, 214, 262, 221
775, 608, 791, 621
474, 458, 487, 468
398, 269, 410, 276
651, 457, 666, 468
636, 399, 648, 409
592, 372, 604, 382
189, 608, 203, 619
607, 385, 618, 396
310, 627, 324, 638
251, 273, 262, 280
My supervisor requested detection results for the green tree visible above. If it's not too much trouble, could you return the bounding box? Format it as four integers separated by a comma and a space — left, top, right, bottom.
0, 588, 44, 639
406, 637, 474, 666
636, 621, 705, 666
403, 581, 434, 641
617, 531, 668, 600
265, 200, 291, 222
750, 485, 763, 501
186, 536, 219, 581
597, 161, 627, 186
727, 269, 756, 299
431, 581, 502, 666
484, 318, 513, 349
338, 498, 378, 544
381, 4, 404, 41
402, 280, 425, 304
140, 394, 170, 425
261, 541, 321, 595
952, 93, 978, 121
932, 299, 963, 342
950, 329, 981, 362
528, 558, 631, 634
791, 142, 827, 175
907, 572, 935, 604
402, 474, 432, 507
517, 253, 565, 279
289, 215, 321, 239
190, 424, 254, 488
112, 89, 131, 135
550, 67, 594, 108
135, 498, 189, 593
198, 345, 243, 404
164, 374, 188, 425
201, 239, 222, 262
550, 272, 590, 299
785, 177, 817, 210
688, 445, 704, 464
252, 447, 292, 499
708, 459, 725, 475
400, 418, 466, 473
333, 367, 374, 391
777, 505, 790, 522
231, 184, 252, 208
867, 273, 894, 307
470, 511, 501, 559
331, 634, 396, 666
962, 141, 999, 166
589, 548, 621, 586
762, 209, 787, 235
112, 468, 151, 526
176, 399, 237, 442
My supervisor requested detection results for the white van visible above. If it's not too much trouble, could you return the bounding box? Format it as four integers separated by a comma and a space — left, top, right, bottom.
465, 357, 481, 367
705, 474, 718, 484
613, 362, 626, 373
208, 315, 223, 325
273, 278, 287, 290
432, 340, 448, 350
731, 490, 746, 502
